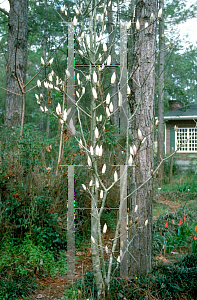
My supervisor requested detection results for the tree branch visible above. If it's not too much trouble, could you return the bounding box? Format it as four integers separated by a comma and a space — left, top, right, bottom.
0, 8, 9, 17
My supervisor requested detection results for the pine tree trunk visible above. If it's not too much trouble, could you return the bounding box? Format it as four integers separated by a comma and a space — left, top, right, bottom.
5, 0, 28, 129
128, 0, 156, 276
157, 0, 165, 185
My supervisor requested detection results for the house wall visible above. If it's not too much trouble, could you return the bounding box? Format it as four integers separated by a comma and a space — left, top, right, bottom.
165, 120, 196, 153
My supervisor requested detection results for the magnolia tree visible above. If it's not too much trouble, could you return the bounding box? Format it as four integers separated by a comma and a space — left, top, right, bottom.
34, 1, 164, 298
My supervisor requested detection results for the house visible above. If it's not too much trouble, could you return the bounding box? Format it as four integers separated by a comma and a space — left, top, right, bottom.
164, 101, 197, 170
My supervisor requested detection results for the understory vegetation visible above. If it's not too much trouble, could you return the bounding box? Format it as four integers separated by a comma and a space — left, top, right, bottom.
0, 124, 197, 299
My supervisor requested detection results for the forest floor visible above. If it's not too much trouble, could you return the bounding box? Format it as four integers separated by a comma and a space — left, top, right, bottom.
28, 190, 196, 300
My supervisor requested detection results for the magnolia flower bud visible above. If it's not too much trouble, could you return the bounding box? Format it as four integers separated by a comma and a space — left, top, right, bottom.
136, 19, 140, 31
99, 115, 102, 122
92, 87, 97, 99
40, 93, 43, 100
44, 81, 49, 89
100, 190, 103, 199
82, 184, 86, 190
155, 119, 159, 126
82, 87, 85, 95
103, 223, 107, 234
114, 170, 118, 182
141, 137, 146, 145
79, 139, 83, 149
133, 145, 137, 155
99, 53, 102, 62
91, 236, 95, 244
88, 156, 92, 167
111, 72, 116, 84
108, 0, 111, 7
35, 94, 39, 100
158, 8, 162, 19
48, 58, 54, 66
102, 164, 106, 174
174, 125, 178, 131
86, 74, 91, 81
73, 16, 77, 26
95, 127, 99, 139
63, 109, 67, 122
93, 71, 97, 84
145, 22, 149, 28
41, 57, 45, 66
78, 50, 83, 56
106, 93, 110, 104
104, 24, 106, 31
66, 69, 70, 78
76, 91, 80, 98
135, 205, 138, 213
100, 14, 104, 22
44, 106, 48, 113
89, 179, 93, 187
106, 107, 110, 117
103, 43, 107, 52
48, 74, 53, 82
127, 20, 131, 30
117, 256, 120, 263
96, 145, 100, 156
90, 146, 94, 156
56, 103, 61, 115
127, 85, 131, 95
150, 12, 154, 23
107, 55, 111, 66
81, 32, 85, 39
99, 145, 103, 157
109, 102, 113, 113
138, 129, 142, 140
128, 155, 133, 166
40, 106, 44, 112
75, 8, 79, 14
60, 5, 65, 13
49, 83, 53, 89
56, 76, 59, 86
145, 219, 148, 226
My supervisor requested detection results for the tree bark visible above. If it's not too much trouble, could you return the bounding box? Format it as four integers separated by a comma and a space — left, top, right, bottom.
128, 0, 156, 276
157, 0, 165, 185
5, 0, 28, 129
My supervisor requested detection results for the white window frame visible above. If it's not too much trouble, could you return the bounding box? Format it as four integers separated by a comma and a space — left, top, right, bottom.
175, 127, 197, 152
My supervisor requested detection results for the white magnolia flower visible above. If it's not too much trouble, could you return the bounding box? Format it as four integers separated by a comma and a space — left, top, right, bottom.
44, 81, 49, 89
107, 55, 111, 66
49, 83, 53, 89
99, 145, 103, 157
150, 12, 154, 23
100, 190, 103, 199
127, 20, 131, 30
133, 145, 137, 155
60, 5, 65, 13
95, 127, 99, 139
75, 8, 79, 14
100, 14, 104, 22
35, 94, 39, 100
145, 219, 148, 226
82, 184, 86, 190
106, 107, 110, 117
106, 93, 110, 105
104, 24, 106, 31
90, 146, 94, 156
92, 87, 97, 99
102, 164, 106, 174
111, 72, 116, 84
138, 129, 142, 140
73, 16, 77, 26
86, 74, 91, 81
48, 74, 53, 82
82, 87, 85, 95
44, 106, 48, 113
91, 236, 95, 244
78, 50, 83, 56
128, 155, 133, 166
40, 93, 43, 100
155, 119, 159, 126
135, 205, 138, 213
54, 86, 60, 92
117, 256, 120, 263
127, 85, 131, 95
93, 71, 97, 84
62, 109, 67, 122
99, 115, 102, 122
103, 43, 107, 52
56, 103, 61, 115
40, 106, 44, 112
41, 57, 45, 66
89, 179, 93, 186
56, 76, 59, 86
108, 0, 111, 7
114, 170, 118, 182
145, 22, 149, 28
130, 146, 133, 155
136, 19, 140, 31
95, 145, 100, 156
142, 137, 146, 145
48, 58, 54, 66
76, 91, 80, 98
81, 32, 84, 39
103, 223, 107, 234
109, 102, 113, 113
105, 245, 109, 253
88, 156, 92, 167
158, 8, 162, 19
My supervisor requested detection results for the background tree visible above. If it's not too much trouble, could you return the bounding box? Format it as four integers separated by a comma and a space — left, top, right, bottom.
128, 0, 157, 275
157, 0, 165, 185
4, 0, 28, 129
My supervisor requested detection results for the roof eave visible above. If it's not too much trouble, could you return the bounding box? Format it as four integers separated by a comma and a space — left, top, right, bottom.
164, 116, 197, 120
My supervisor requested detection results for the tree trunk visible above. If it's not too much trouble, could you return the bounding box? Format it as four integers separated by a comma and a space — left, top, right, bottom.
157, 0, 165, 185
5, 0, 28, 129
128, 0, 156, 276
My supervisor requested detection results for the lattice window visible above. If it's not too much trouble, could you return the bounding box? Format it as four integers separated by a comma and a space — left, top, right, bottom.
176, 128, 197, 152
